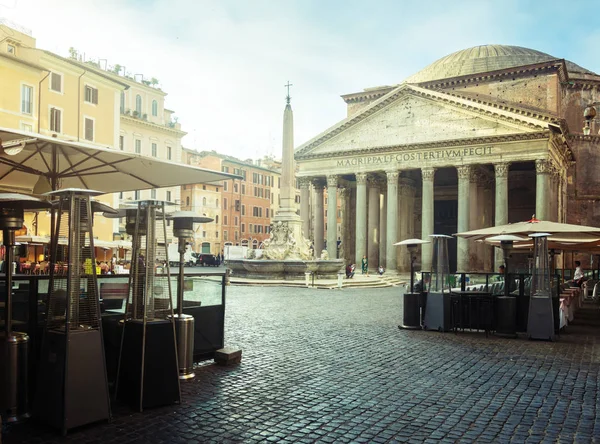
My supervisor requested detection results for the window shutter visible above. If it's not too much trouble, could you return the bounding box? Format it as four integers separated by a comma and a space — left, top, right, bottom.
85, 118, 93, 141
92, 88, 98, 104
51, 73, 61, 92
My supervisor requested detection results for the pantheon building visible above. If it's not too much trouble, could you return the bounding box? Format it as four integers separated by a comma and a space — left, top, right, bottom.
295, 45, 600, 273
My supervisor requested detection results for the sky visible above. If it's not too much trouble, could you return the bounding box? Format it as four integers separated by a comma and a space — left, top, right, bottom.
1, 0, 599, 160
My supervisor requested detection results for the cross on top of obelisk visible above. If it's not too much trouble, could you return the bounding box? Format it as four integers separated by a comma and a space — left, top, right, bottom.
285, 81, 293, 105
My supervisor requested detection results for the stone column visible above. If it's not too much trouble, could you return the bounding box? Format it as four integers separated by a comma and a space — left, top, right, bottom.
379, 190, 387, 268
421, 168, 435, 271
299, 177, 311, 240
339, 187, 350, 263
469, 170, 481, 270
456, 165, 472, 272
483, 179, 494, 272
326, 175, 338, 259
367, 176, 380, 270
398, 178, 415, 273
385, 170, 399, 272
494, 162, 510, 270
355, 173, 368, 266
535, 159, 551, 221
313, 179, 325, 258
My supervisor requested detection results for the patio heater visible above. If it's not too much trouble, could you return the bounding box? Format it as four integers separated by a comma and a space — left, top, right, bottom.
167, 211, 212, 380
423, 234, 453, 332
34, 189, 116, 434
527, 233, 555, 341
395, 238, 429, 330
0, 193, 51, 423
487, 234, 525, 338
115, 200, 181, 411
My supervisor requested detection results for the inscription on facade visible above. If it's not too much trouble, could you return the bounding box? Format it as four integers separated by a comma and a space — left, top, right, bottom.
336, 146, 494, 168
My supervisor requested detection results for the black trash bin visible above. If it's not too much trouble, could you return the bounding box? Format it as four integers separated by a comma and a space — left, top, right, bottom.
399, 292, 421, 329
495, 296, 517, 338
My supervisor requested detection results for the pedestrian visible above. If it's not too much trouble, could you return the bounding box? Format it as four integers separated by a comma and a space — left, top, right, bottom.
346, 263, 355, 279
111, 254, 117, 274
361, 255, 368, 275
378, 265, 384, 276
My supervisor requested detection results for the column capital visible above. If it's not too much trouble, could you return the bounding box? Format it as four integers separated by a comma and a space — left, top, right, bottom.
494, 162, 510, 178
312, 178, 325, 191
298, 177, 312, 189
421, 167, 435, 182
355, 172, 368, 185
456, 165, 472, 181
326, 175, 339, 188
338, 186, 349, 199
367, 174, 379, 187
386, 170, 400, 183
535, 159, 552, 174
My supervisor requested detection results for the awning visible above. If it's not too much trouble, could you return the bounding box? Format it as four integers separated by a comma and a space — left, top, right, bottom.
0, 127, 241, 194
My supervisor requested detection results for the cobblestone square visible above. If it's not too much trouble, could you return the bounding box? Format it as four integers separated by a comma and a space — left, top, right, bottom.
5, 286, 600, 443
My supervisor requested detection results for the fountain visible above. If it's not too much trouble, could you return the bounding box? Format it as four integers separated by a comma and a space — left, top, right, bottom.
226, 86, 344, 280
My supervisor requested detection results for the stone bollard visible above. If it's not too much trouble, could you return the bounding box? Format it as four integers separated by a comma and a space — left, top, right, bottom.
225, 268, 231, 286
337, 272, 344, 289
305, 271, 311, 288
214, 347, 242, 366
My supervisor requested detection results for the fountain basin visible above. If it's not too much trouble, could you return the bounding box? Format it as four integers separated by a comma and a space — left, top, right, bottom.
226, 259, 344, 280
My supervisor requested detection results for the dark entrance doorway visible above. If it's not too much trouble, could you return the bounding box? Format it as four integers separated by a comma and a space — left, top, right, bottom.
434, 199, 457, 273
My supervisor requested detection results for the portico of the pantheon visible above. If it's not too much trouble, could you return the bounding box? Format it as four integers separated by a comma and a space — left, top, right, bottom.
295, 45, 600, 273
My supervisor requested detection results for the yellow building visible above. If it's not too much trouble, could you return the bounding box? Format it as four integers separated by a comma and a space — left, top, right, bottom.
0, 21, 128, 248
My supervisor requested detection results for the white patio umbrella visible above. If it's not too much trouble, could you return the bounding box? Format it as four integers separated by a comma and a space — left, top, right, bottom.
455, 216, 600, 242
0, 127, 239, 194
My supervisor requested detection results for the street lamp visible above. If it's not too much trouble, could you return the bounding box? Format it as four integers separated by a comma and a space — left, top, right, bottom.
0, 193, 51, 423
394, 238, 430, 330
166, 211, 212, 380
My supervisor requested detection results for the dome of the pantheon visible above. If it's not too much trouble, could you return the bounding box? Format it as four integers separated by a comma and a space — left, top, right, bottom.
404, 44, 596, 84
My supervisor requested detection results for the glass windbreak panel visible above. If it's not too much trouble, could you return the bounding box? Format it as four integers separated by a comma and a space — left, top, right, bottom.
98, 276, 130, 314
0, 277, 33, 333
179, 275, 224, 309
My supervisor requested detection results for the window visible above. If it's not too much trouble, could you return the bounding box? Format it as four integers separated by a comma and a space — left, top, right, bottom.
278, 178, 281, 188
84, 118, 94, 141
202, 197, 207, 206
167, 146, 172, 160
223, 198, 228, 209
241, 184, 245, 195
266, 208, 269, 218
216, 231, 219, 238
224, 215, 228, 225
266, 225, 270, 234
223, 231, 228, 241
234, 216, 238, 226
151, 143, 157, 157
235, 200, 240, 211
215, 215, 219, 224
50, 72, 62, 93
119, 135, 124, 150
49, 107, 61, 132
249, 223, 253, 233
235, 231, 239, 241
241, 224, 245, 233
7, 44, 15, 54
202, 185, 206, 190
152, 100, 158, 116
134, 190, 140, 200
120, 92, 125, 113
234, 183, 239, 193
135, 139, 141, 154
216, 199, 219, 207
222, 166, 229, 173
241, 205, 245, 216
186, 196, 190, 206
223, 182, 228, 192
135, 94, 142, 114
166, 191, 171, 202
151, 189, 157, 199
21, 85, 33, 114
202, 231, 206, 238
119, 192, 123, 199
84, 85, 98, 104
20, 122, 33, 132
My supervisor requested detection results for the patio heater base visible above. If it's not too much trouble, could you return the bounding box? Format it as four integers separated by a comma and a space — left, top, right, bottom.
423, 292, 452, 332
398, 293, 422, 330
34, 329, 110, 432
118, 319, 180, 411
169, 314, 196, 380
0, 332, 30, 423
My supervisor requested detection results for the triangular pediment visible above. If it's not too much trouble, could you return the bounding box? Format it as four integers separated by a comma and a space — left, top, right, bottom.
296, 84, 555, 158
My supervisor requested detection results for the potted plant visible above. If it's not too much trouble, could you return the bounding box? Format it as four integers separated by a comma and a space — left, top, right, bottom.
142, 113, 148, 120
132, 110, 139, 118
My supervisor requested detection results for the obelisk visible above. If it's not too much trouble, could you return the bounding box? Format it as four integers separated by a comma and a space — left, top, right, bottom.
260, 82, 311, 260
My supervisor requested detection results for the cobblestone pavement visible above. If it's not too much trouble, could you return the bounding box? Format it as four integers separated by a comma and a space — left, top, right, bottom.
5, 286, 600, 443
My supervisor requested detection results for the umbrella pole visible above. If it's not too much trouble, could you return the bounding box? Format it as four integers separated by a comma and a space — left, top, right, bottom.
3, 230, 14, 336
